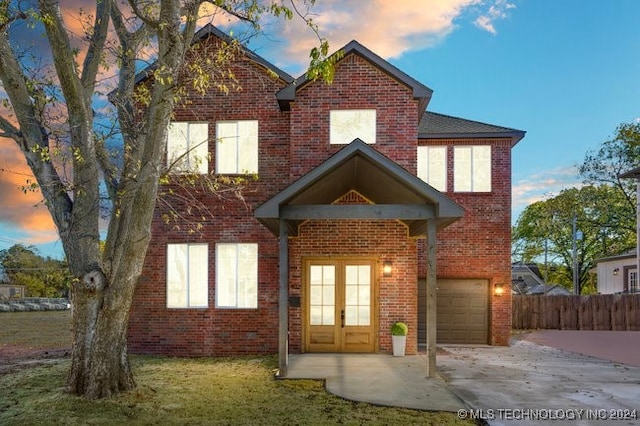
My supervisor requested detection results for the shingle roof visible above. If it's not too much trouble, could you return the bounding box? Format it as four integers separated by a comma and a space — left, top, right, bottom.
419, 111, 525, 146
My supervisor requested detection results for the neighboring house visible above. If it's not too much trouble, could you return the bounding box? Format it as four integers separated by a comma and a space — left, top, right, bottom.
0, 284, 26, 299
511, 262, 572, 296
512, 262, 545, 294
595, 249, 638, 294
127, 25, 525, 372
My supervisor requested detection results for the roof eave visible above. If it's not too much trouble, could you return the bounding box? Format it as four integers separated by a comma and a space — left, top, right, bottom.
619, 166, 640, 179
419, 131, 526, 147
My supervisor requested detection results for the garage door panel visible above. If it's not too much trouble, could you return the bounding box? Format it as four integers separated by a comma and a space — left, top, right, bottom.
419, 278, 489, 345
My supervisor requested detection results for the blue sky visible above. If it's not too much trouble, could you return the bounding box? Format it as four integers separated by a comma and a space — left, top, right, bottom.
0, 0, 639, 259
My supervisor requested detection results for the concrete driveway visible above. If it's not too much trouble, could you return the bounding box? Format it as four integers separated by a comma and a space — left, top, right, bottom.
438, 335, 640, 426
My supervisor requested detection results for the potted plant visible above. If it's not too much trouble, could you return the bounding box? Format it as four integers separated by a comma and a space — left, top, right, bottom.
391, 321, 408, 357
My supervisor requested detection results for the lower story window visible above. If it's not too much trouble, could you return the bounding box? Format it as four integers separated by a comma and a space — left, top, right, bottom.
216, 243, 258, 308
167, 243, 209, 308
630, 270, 638, 293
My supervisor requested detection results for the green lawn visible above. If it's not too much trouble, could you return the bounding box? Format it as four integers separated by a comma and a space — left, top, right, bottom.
0, 312, 473, 425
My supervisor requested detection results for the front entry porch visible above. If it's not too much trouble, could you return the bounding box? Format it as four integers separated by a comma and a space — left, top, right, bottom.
255, 140, 464, 377
282, 353, 465, 412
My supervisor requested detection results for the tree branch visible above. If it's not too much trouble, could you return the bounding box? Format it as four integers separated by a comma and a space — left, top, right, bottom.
80, 0, 112, 102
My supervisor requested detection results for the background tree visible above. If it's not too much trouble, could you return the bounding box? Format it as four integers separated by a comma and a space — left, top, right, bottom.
513, 121, 639, 294
0, 0, 331, 399
0, 244, 71, 297
578, 121, 640, 235
512, 185, 635, 293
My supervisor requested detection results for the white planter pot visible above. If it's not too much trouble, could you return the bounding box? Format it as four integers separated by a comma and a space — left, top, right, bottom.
392, 335, 406, 357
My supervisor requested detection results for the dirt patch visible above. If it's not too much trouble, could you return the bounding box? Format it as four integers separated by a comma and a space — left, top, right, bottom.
0, 311, 72, 374
0, 344, 70, 374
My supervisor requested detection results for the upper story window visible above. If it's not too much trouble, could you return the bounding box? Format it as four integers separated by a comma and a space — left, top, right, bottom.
453, 145, 491, 192
330, 109, 376, 144
417, 146, 447, 192
216, 243, 258, 309
167, 122, 209, 174
216, 120, 258, 174
167, 243, 208, 309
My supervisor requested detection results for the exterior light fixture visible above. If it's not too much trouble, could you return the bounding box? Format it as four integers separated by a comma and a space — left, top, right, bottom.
383, 261, 393, 277
494, 283, 504, 297
613, 268, 619, 276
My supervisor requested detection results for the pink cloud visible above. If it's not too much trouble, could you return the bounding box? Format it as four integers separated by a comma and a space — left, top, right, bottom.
262, 0, 515, 71
0, 142, 57, 235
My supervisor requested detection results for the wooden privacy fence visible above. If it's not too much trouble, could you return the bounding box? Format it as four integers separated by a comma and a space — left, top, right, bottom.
512, 294, 640, 330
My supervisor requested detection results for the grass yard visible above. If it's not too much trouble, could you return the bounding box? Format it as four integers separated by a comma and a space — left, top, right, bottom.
0, 312, 473, 425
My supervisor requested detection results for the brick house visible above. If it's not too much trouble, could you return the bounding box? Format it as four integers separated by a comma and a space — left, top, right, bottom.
128, 25, 525, 375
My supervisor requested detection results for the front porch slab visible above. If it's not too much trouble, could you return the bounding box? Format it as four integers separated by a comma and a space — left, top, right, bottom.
280, 353, 466, 412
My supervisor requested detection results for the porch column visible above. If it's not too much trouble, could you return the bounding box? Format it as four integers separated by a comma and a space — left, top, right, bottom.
425, 218, 437, 377
278, 219, 289, 376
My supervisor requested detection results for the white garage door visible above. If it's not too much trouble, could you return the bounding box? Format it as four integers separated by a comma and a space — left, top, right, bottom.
418, 279, 489, 344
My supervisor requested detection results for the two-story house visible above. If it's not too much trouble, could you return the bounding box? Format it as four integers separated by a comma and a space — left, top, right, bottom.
127, 25, 525, 374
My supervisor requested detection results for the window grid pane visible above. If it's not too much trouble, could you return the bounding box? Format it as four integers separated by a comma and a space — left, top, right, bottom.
330, 110, 376, 144
417, 146, 447, 192
167, 243, 208, 308
309, 265, 335, 325
454, 146, 491, 192
216, 243, 258, 308
216, 121, 258, 174
344, 265, 370, 326
167, 122, 208, 174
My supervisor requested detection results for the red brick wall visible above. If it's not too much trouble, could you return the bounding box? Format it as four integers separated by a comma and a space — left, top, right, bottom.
128, 34, 287, 356
417, 138, 513, 345
289, 53, 419, 179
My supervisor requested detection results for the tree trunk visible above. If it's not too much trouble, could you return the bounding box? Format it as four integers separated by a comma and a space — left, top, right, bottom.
66, 268, 139, 398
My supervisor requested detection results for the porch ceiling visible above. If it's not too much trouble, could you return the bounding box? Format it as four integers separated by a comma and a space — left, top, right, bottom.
255, 139, 464, 237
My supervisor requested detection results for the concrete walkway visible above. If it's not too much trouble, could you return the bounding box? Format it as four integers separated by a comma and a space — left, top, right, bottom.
283, 333, 640, 425
438, 340, 640, 426
285, 353, 466, 412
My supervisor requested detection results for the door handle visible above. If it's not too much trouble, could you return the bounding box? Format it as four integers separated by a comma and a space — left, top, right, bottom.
341, 310, 345, 328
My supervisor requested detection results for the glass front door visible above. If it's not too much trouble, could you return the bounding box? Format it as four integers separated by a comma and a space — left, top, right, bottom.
304, 259, 376, 352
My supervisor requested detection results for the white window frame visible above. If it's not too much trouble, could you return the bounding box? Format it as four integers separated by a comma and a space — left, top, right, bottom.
453, 145, 492, 192
167, 122, 209, 174
216, 120, 259, 174
329, 109, 376, 144
216, 243, 258, 309
166, 243, 209, 309
417, 146, 447, 192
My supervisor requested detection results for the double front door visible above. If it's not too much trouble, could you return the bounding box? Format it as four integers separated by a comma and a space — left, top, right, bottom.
304, 258, 377, 353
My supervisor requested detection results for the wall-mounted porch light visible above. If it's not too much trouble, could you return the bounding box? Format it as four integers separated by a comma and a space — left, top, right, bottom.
494, 283, 504, 297
613, 267, 620, 276
382, 261, 393, 277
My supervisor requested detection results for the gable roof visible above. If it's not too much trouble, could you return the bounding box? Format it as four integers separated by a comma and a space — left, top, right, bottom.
419, 111, 525, 147
255, 139, 464, 237
276, 40, 433, 114
132, 24, 294, 87
595, 248, 637, 263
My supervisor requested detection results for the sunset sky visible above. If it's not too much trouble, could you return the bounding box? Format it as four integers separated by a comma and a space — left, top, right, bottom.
1, 0, 639, 259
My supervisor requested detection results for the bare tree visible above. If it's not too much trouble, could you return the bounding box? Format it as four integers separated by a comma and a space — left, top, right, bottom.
0, 0, 330, 398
